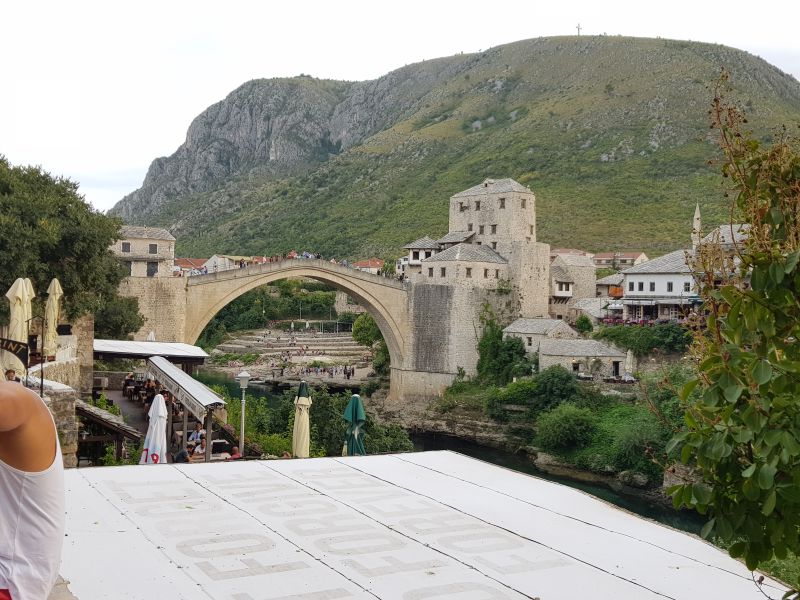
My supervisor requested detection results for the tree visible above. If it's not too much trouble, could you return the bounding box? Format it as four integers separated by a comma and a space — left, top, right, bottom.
668, 79, 800, 578
0, 158, 142, 336
476, 307, 531, 385
352, 313, 382, 347
575, 314, 593, 335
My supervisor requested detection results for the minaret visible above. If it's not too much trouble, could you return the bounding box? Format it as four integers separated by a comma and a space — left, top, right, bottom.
691, 203, 702, 251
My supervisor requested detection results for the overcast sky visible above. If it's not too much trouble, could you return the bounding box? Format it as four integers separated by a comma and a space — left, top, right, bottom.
2, 0, 798, 212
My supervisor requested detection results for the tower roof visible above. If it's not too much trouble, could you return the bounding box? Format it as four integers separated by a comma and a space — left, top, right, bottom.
451, 178, 532, 198
403, 236, 441, 250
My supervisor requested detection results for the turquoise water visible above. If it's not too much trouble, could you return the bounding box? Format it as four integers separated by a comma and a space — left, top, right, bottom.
193, 368, 703, 534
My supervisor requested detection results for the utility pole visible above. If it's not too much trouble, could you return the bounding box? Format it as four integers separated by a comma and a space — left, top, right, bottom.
576, 23, 582, 36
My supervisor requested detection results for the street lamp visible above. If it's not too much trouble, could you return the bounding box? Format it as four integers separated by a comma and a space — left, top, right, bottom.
234, 370, 251, 456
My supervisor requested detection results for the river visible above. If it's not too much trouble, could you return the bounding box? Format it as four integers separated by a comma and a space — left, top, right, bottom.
194, 368, 703, 535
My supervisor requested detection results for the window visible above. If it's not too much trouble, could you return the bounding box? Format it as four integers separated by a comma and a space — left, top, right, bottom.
148, 243, 158, 254
424, 251, 431, 259
146, 261, 158, 277
483, 269, 489, 278
465, 267, 472, 278
684, 281, 691, 292
467, 223, 473, 231
123, 261, 132, 276
667, 282, 673, 292
526, 337, 532, 347
529, 225, 534, 235
479, 225, 485, 234
428, 268, 433, 277
499, 197, 505, 209
637, 282, 644, 292
459, 202, 466, 212
649, 282, 655, 292
440, 267, 446, 277
475, 201, 481, 210
412, 251, 419, 261
491, 224, 497, 234
121, 242, 131, 253
628, 281, 634, 291
495, 269, 499, 278
476, 241, 481, 245
521, 198, 526, 209
491, 242, 497, 250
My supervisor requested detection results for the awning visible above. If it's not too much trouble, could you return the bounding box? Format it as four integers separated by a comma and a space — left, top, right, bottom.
146, 356, 225, 420
621, 299, 657, 306
94, 339, 208, 364
607, 303, 623, 310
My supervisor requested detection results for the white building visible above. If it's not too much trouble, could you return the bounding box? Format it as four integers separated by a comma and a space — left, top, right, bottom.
402, 236, 441, 276
621, 250, 698, 321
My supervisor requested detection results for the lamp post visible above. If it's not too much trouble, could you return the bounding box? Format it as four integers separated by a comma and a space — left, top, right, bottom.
235, 370, 251, 456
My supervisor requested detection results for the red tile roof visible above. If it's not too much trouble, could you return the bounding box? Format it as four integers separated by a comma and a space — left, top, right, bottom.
174, 258, 208, 269
353, 258, 385, 269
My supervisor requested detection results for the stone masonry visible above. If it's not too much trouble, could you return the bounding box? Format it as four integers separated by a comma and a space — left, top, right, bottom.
44, 389, 79, 468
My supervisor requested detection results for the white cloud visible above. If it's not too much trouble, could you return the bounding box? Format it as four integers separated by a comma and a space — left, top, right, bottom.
1, 0, 797, 211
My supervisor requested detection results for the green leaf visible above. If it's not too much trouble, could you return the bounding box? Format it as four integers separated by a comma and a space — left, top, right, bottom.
665, 433, 687, 455
758, 464, 777, 490
692, 483, 712, 505
679, 378, 700, 402
764, 429, 784, 447
785, 250, 800, 274
700, 518, 715, 539
729, 540, 746, 558
751, 360, 772, 385
769, 262, 785, 284
742, 463, 757, 478
743, 478, 760, 501
723, 384, 744, 403
762, 489, 777, 516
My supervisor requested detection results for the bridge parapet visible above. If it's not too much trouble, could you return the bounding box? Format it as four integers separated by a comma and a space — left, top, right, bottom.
189, 259, 407, 290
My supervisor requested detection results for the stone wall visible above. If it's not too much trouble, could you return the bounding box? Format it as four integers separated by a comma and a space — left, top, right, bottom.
333, 291, 365, 315
539, 353, 623, 377
30, 359, 81, 390
44, 389, 79, 468
508, 240, 550, 317
119, 276, 187, 342
74, 315, 94, 395
93, 370, 129, 390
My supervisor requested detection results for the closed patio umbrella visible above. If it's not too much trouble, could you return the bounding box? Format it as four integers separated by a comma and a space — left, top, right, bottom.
43, 279, 63, 357
4, 278, 31, 373
343, 394, 366, 456
140, 393, 168, 464
292, 381, 312, 458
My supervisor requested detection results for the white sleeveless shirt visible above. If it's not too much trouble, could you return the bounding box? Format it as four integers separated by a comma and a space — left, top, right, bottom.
0, 398, 65, 600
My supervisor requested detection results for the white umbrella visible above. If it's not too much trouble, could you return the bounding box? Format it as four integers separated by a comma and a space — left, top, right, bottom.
43, 279, 63, 357
146, 331, 156, 342
625, 349, 636, 376
140, 393, 168, 464
292, 381, 312, 458
4, 278, 30, 373
22, 278, 35, 327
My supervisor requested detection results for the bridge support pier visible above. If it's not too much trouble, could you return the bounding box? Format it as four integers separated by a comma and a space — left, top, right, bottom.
389, 367, 455, 403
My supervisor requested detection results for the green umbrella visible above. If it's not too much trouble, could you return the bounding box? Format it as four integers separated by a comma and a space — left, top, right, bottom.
343, 394, 366, 456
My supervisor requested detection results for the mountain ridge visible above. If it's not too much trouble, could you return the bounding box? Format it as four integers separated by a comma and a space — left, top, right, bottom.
111, 35, 800, 258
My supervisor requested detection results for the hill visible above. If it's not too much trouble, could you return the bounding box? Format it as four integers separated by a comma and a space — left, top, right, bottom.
110, 36, 800, 259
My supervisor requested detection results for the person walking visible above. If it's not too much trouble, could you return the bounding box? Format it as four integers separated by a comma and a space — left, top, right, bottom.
0, 381, 65, 600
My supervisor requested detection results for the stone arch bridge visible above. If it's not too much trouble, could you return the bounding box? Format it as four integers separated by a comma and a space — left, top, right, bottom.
119, 259, 489, 401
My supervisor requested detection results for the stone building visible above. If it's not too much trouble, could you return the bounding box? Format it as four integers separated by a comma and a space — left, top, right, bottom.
113, 226, 175, 278
593, 251, 649, 269
503, 318, 579, 354
403, 178, 550, 318
538, 338, 626, 377
548, 254, 596, 321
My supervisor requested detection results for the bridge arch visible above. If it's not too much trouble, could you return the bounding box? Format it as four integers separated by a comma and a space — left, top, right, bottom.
183, 260, 409, 372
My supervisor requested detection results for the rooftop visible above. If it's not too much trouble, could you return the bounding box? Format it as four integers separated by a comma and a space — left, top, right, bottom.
539, 338, 626, 357
451, 178, 532, 198
119, 225, 175, 241
622, 249, 691, 274
174, 258, 208, 269
403, 235, 441, 250
437, 230, 475, 245
597, 273, 624, 286
58, 451, 785, 599
702, 223, 750, 247
353, 258, 385, 269
556, 254, 596, 268
550, 264, 573, 282
594, 251, 647, 259
503, 318, 572, 335
421, 243, 507, 264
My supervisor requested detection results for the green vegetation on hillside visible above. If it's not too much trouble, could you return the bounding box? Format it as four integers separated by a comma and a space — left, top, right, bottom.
117, 37, 800, 261
594, 323, 692, 356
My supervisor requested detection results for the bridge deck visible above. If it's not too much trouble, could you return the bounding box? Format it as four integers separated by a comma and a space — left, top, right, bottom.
188, 258, 407, 289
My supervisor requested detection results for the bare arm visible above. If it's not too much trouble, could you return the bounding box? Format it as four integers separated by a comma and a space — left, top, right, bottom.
0, 382, 37, 432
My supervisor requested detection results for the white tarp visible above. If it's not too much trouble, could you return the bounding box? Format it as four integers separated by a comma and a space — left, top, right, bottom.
146, 355, 224, 420
93, 339, 209, 359
60, 451, 786, 599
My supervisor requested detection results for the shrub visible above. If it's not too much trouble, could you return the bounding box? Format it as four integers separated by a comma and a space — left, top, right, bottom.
536, 404, 597, 450
575, 314, 593, 335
